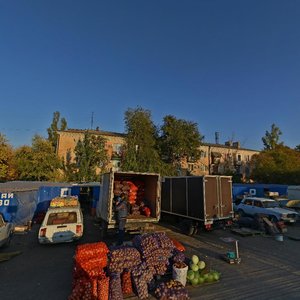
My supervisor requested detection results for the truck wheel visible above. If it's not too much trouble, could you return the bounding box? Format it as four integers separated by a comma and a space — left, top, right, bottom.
179, 220, 195, 236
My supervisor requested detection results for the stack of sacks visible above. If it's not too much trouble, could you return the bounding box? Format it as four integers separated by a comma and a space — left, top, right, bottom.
113, 181, 123, 196
133, 232, 175, 276
69, 242, 110, 300
109, 273, 123, 300
131, 262, 154, 299
108, 246, 142, 300
130, 204, 141, 216
134, 180, 145, 203
108, 246, 142, 273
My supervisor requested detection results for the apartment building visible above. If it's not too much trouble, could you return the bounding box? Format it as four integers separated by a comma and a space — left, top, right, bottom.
56, 129, 259, 178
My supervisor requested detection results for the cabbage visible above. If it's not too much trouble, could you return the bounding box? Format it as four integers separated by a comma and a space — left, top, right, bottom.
193, 271, 199, 279
211, 271, 220, 281
198, 276, 205, 284
197, 260, 206, 270
191, 255, 199, 265
187, 270, 194, 280
191, 277, 198, 286
207, 274, 214, 283
191, 264, 199, 272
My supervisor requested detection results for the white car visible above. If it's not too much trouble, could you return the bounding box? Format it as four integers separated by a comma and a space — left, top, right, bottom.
38, 206, 84, 244
0, 213, 14, 248
236, 197, 299, 223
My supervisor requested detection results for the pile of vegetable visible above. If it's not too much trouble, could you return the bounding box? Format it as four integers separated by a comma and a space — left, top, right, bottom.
133, 232, 174, 275
121, 271, 133, 295
69, 242, 110, 300
131, 262, 154, 299
108, 273, 123, 300
113, 180, 145, 205
108, 246, 141, 273
186, 255, 221, 286
155, 280, 189, 300
68, 235, 191, 299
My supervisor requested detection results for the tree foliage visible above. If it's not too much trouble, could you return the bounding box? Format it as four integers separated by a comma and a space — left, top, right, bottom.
121, 107, 167, 174
47, 111, 67, 151
262, 123, 283, 150
158, 115, 203, 165
74, 131, 109, 182
61, 149, 77, 182
14, 135, 62, 181
295, 145, 300, 152
250, 145, 300, 184
0, 133, 16, 181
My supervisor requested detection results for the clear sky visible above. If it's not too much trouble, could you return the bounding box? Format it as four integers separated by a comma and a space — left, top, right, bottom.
1, 0, 300, 151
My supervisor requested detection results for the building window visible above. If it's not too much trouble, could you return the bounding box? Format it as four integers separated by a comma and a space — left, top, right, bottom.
188, 163, 194, 171
113, 143, 122, 154
237, 154, 242, 161
112, 160, 121, 170
200, 151, 206, 158
200, 165, 206, 171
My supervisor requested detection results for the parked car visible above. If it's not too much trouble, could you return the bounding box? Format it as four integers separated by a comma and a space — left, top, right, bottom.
38, 197, 84, 244
236, 197, 299, 223
276, 199, 300, 213
0, 213, 14, 248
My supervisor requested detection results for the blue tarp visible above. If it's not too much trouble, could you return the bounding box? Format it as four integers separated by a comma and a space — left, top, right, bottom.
232, 183, 288, 200
36, 186, 71, 214
0, 191, 37, 224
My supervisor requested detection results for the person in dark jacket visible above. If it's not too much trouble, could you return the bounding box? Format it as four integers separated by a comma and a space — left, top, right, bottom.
115, 193, 129, 245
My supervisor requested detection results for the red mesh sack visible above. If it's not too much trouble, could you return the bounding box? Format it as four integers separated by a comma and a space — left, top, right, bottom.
121, 271, 133, 295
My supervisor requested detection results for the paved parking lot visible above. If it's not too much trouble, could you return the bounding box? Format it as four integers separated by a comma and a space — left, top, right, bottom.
1, 212, 300, 300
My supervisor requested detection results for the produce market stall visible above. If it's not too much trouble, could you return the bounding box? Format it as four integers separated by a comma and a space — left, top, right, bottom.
68, 232, 221, 300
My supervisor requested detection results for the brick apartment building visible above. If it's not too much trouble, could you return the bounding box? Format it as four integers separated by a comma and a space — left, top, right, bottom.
56, 129, 259, 178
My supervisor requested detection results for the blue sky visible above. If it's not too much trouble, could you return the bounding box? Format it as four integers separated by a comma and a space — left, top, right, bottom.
1, 0, 299, 151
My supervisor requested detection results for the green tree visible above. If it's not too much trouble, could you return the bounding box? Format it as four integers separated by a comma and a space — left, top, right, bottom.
262, 123, 283, 150
0, 133, 16, 181
295, 145, 300, 152
121, 107, 165, 173
250, 145, 300, 184
158, 115, 203, 168
74, 131, 109, 182
47, 111, 67, 151
14, 135, 62, 181
61, 149, 77, 182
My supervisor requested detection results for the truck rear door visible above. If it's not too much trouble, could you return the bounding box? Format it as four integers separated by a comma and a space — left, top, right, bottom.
96, 173, 113, 222
204, 176, 233, 220
219, 176, 233, 218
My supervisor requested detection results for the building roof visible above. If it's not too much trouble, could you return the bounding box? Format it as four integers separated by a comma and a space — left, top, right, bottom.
57, 128, 126, 137
58, 129, 259, 152
202, 142, 259, 152
0, 181, 72, 193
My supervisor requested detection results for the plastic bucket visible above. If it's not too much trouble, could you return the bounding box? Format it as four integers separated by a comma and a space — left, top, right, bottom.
275, 235, 283, 242
172, 264, 188, 286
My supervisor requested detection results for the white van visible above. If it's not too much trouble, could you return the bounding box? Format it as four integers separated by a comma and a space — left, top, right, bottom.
38, 197, 84, 244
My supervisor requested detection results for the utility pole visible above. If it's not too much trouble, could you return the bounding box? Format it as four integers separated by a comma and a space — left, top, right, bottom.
91, 112, 94, 130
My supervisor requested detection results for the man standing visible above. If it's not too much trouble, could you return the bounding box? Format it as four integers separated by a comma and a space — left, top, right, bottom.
115, 193, 128, 246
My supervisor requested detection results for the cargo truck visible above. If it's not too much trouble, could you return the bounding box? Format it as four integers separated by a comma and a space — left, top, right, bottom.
96, 171, 161, 237
161, 175, 234, 235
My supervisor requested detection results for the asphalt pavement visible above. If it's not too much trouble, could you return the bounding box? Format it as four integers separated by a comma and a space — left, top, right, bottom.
1, 211, 300, 300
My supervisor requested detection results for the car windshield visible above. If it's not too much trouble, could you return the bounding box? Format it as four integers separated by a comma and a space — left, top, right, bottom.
46, 212, 77, 225
262, 201, 279, 208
